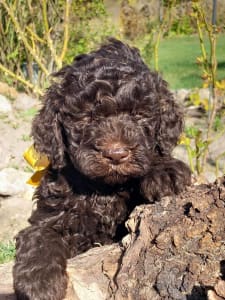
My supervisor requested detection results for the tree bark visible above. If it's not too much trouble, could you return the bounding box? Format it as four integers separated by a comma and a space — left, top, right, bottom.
1, 177, 225, 300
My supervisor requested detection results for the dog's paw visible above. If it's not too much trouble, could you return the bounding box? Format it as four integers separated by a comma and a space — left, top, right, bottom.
140, 159, 191, 202
13, 226, 69, 300
14, 269, 68, 300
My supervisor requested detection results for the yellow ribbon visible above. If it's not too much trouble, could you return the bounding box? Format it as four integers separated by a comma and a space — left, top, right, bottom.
24, 144, 49, 186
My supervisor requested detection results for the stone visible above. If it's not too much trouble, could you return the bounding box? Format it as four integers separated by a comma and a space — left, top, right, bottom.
0, 144, 11, 170
0, 193, 33, 242
0, 95, 12, 114
0, 168, 32, 196
204, 171, 222, 184
199, 88, 210, 100
173, 89, 190, 105
13, 93, 38, 111
172, 145, 189, 166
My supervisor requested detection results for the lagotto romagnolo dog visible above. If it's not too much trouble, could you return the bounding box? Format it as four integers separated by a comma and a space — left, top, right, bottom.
13, 38, 191, 300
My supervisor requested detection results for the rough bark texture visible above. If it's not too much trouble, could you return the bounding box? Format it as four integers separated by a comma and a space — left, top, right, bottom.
1, 177, 225, 300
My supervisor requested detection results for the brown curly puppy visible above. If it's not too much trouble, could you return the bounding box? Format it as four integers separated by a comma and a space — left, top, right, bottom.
13, 38, 191, 300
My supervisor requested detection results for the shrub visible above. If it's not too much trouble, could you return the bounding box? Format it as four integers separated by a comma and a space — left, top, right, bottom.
0, 0, 114, 95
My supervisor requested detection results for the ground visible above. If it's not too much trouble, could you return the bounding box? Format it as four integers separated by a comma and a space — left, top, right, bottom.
0, 94, 39, 243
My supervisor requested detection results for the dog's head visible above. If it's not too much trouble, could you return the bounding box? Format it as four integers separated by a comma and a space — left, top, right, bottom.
32, 38, 183, 185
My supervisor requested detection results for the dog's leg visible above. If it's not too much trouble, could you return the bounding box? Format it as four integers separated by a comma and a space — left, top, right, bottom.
140, 158, 191, 202
13, 225, 69, 300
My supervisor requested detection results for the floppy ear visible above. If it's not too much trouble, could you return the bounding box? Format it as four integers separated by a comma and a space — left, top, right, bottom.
156, 81, 183, 156
32, 95, 66, 169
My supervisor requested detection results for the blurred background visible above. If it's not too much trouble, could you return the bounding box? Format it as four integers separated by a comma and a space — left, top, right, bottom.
0, 0, 224, 92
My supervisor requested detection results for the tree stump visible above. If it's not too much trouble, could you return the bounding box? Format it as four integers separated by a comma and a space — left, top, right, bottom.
1, 177, 225, 300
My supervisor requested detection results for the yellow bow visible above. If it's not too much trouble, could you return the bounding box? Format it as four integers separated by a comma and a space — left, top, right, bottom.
24, 144, 49, 186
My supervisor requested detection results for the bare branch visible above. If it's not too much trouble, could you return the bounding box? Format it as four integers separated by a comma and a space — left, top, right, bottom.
60, 0, 71, 63
0, 62, 43, 96
1, 0, 49, 76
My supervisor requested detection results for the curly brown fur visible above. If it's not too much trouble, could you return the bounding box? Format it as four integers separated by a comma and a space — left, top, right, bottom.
13, 38, 191, 300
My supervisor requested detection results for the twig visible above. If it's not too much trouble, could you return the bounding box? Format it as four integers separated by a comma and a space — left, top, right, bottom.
194, 5, 209, 73
192, 2, 218, 174
60, 0, 71, 62
153, 0, 176, 71
0, 0, 49, 76
200, 16, 218, 173
0, 62, 43, 96
215, 151, 225, 177
41, 0, 61, 68
25, 25, 45, 44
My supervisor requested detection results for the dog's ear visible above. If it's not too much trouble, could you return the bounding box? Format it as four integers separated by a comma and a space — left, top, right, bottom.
32, 95, 66, 169
156, 82, 183, 156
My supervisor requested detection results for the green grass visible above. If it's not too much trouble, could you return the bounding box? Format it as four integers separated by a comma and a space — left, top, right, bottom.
152, 34, 225, 89
0, 241, 15, 264
18, 107, 38, 120
21, 134, 32, 142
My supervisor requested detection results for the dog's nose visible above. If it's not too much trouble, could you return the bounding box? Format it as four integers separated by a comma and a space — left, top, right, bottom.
102, 146, 129, 163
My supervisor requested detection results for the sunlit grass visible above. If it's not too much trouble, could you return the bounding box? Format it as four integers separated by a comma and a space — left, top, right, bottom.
0, 241, 15, 264
152, 34, 225, 89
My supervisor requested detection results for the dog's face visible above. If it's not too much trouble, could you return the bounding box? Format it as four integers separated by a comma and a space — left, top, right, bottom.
62, 88, 156, 184
32, 39, 183, 185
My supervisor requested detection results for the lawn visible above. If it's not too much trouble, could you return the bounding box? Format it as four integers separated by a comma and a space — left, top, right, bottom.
0, 242, 15, 264
152, 34, 225, 90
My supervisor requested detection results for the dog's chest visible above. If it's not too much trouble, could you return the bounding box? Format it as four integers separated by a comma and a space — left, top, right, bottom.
64, 191, 131, 238
89, 191, 130, 225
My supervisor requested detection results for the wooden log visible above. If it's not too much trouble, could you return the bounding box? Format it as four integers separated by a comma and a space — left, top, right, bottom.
1, 177, 225, 300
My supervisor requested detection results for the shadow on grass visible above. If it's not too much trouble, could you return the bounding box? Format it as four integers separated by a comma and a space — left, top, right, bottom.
218, 61, 225, 69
